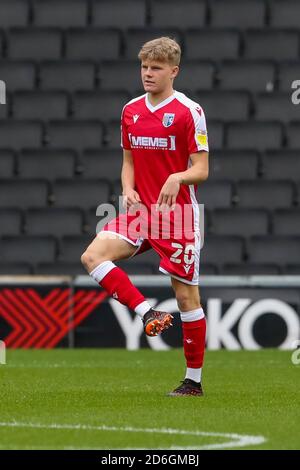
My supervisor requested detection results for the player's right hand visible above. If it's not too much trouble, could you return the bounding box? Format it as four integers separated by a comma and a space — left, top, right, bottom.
122, 189, 141, 211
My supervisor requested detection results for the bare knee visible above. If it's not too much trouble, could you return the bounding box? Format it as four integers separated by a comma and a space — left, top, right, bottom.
175, 287, 201, 312
81, 248, 108, 272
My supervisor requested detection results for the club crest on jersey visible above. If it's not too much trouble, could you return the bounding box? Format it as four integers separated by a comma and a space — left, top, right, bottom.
162, 113, 175, 127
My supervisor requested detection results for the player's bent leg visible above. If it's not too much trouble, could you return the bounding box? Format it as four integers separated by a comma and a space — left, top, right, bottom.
168, 278, 206, 397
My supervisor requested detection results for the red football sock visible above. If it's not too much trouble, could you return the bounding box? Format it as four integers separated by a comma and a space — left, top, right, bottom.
90, 261, 146, 311
182, 315, 206, 369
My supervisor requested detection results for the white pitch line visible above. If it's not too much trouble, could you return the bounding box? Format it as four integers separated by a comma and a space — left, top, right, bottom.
0, 421, 266, 450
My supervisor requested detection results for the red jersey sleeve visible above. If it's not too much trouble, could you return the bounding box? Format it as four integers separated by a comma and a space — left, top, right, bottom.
186, 105, 209, 155
121, 105, 131, 150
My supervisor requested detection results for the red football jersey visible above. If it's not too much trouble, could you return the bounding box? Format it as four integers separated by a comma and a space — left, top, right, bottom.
121, 91, 209, 220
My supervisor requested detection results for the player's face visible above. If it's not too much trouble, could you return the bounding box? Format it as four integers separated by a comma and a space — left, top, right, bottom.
141, 60, 179, 95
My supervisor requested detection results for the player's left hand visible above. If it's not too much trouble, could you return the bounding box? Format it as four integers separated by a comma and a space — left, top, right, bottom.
156, 174, 181, 212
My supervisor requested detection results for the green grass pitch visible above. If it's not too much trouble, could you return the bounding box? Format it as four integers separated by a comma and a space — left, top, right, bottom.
0, 349, 299, 450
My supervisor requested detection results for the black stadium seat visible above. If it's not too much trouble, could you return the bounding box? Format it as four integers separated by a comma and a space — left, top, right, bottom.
223, 263, 281, 275
196, 91, 250, 122
255, 93, 300, 123
47, 120, 104, 151
0, 209, 23, 236
210, 0, 266, 28
0, 235, 57, 264
286, 122, 300, 149
227, 122, 283, 150
72, 91, 131, 121
248, 236, 300, 266
200, 235, 245, 268
262, 151, 300, 182
184, 30, 240, 61
236, 181, 294, 210
92, 0, 147, 29
13, 91, 69, 120
210, 209, 269, 237
270, 0, 300, 28
210, 150, 259, 181
18, 149, 76, 180
219, 61, 275, 92
278, 62, 300, 92
39, 61, 95, 92
59, 235, 91, 262
197, 181, 233, 210
244, 31, 299, 61
272, 209, 300, 236
25, 208, 83, 236
150, 0, 207, 28
32, 0, 88, 28
0, 121, 43, 149
0, 179, 49, 208
0, 150, 16, 178
99, 61, 143, 93
207, 121, 224, 150
0, 61, 37, 91
8, 28, 62, 60
0, 0, 30, 28
0, 262, 33, 274
35, 262, 86, 275
175, 61, 215, 92
81, 150, 122, 180
52, 179, 111, 210
125, 29, 182, 59
65, 29, 121, 61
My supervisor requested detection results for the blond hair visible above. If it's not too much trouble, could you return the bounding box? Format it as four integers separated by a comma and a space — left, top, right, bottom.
138, 37, 181, 66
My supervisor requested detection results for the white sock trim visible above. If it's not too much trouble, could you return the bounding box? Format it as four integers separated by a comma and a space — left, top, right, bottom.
89, 261, 116, 283
180, 307, 205, 323
134, 301, 152, 318
185, 367, 202, 383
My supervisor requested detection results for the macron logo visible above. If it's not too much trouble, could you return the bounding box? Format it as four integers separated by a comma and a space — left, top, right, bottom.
133, 114, 139, 123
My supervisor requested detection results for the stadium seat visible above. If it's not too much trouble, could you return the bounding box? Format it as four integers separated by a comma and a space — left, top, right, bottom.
278, 62, 300, 92
35, 261, 86, 275
52, 179, 111, 210
150, 0, 207, 28
286, 122, 300, 149
8, 28, 62, 60
0, 262, 33, 274
65, 29, 121, 60
0, 61, 37, 91
25, 208, 83, 236
0, 209, 23, 236
105, 121, 122, 149
0, 179, 49, 208
47, 120, 104, 151
270, 0, 300, 28
248, 236, 300, 265
255, 93, 299, 123
0, 121, 43, 149
262, 150, 300, 182
59, 235, 91, 262
39, 61, 95, 92
0, 149, 16, 177
18, 149, 77, 180
84, 208, 113, 236
226, 122, 283, 150
218, 61, 275, 92
210, 0, 266, 28
99, 61, 143, 93
13, 91, 69, 120
207, 121, 224, 150
272, 209, 300, 236
197, 181, 233, 210
244, 30, 298, 61
32, 0, 88, 27
210, 209, 270, 237
125, 29, 182, 59
222, 263, 281, 275
199, 264, 219, 275
81, 150, 122, 180
236, 181, 295, 209
283, 265, 300, 274
184, 30, 240, 60
115, 261, 157, 275
92, 0, 147, 29
196, 91, 250, 122
0, 0, 30, 28
0, 235, 57, 264
72, 91, 131, 121
210, 150, 259, 181
200, 235, 245, 267
175, 61, 215, 92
